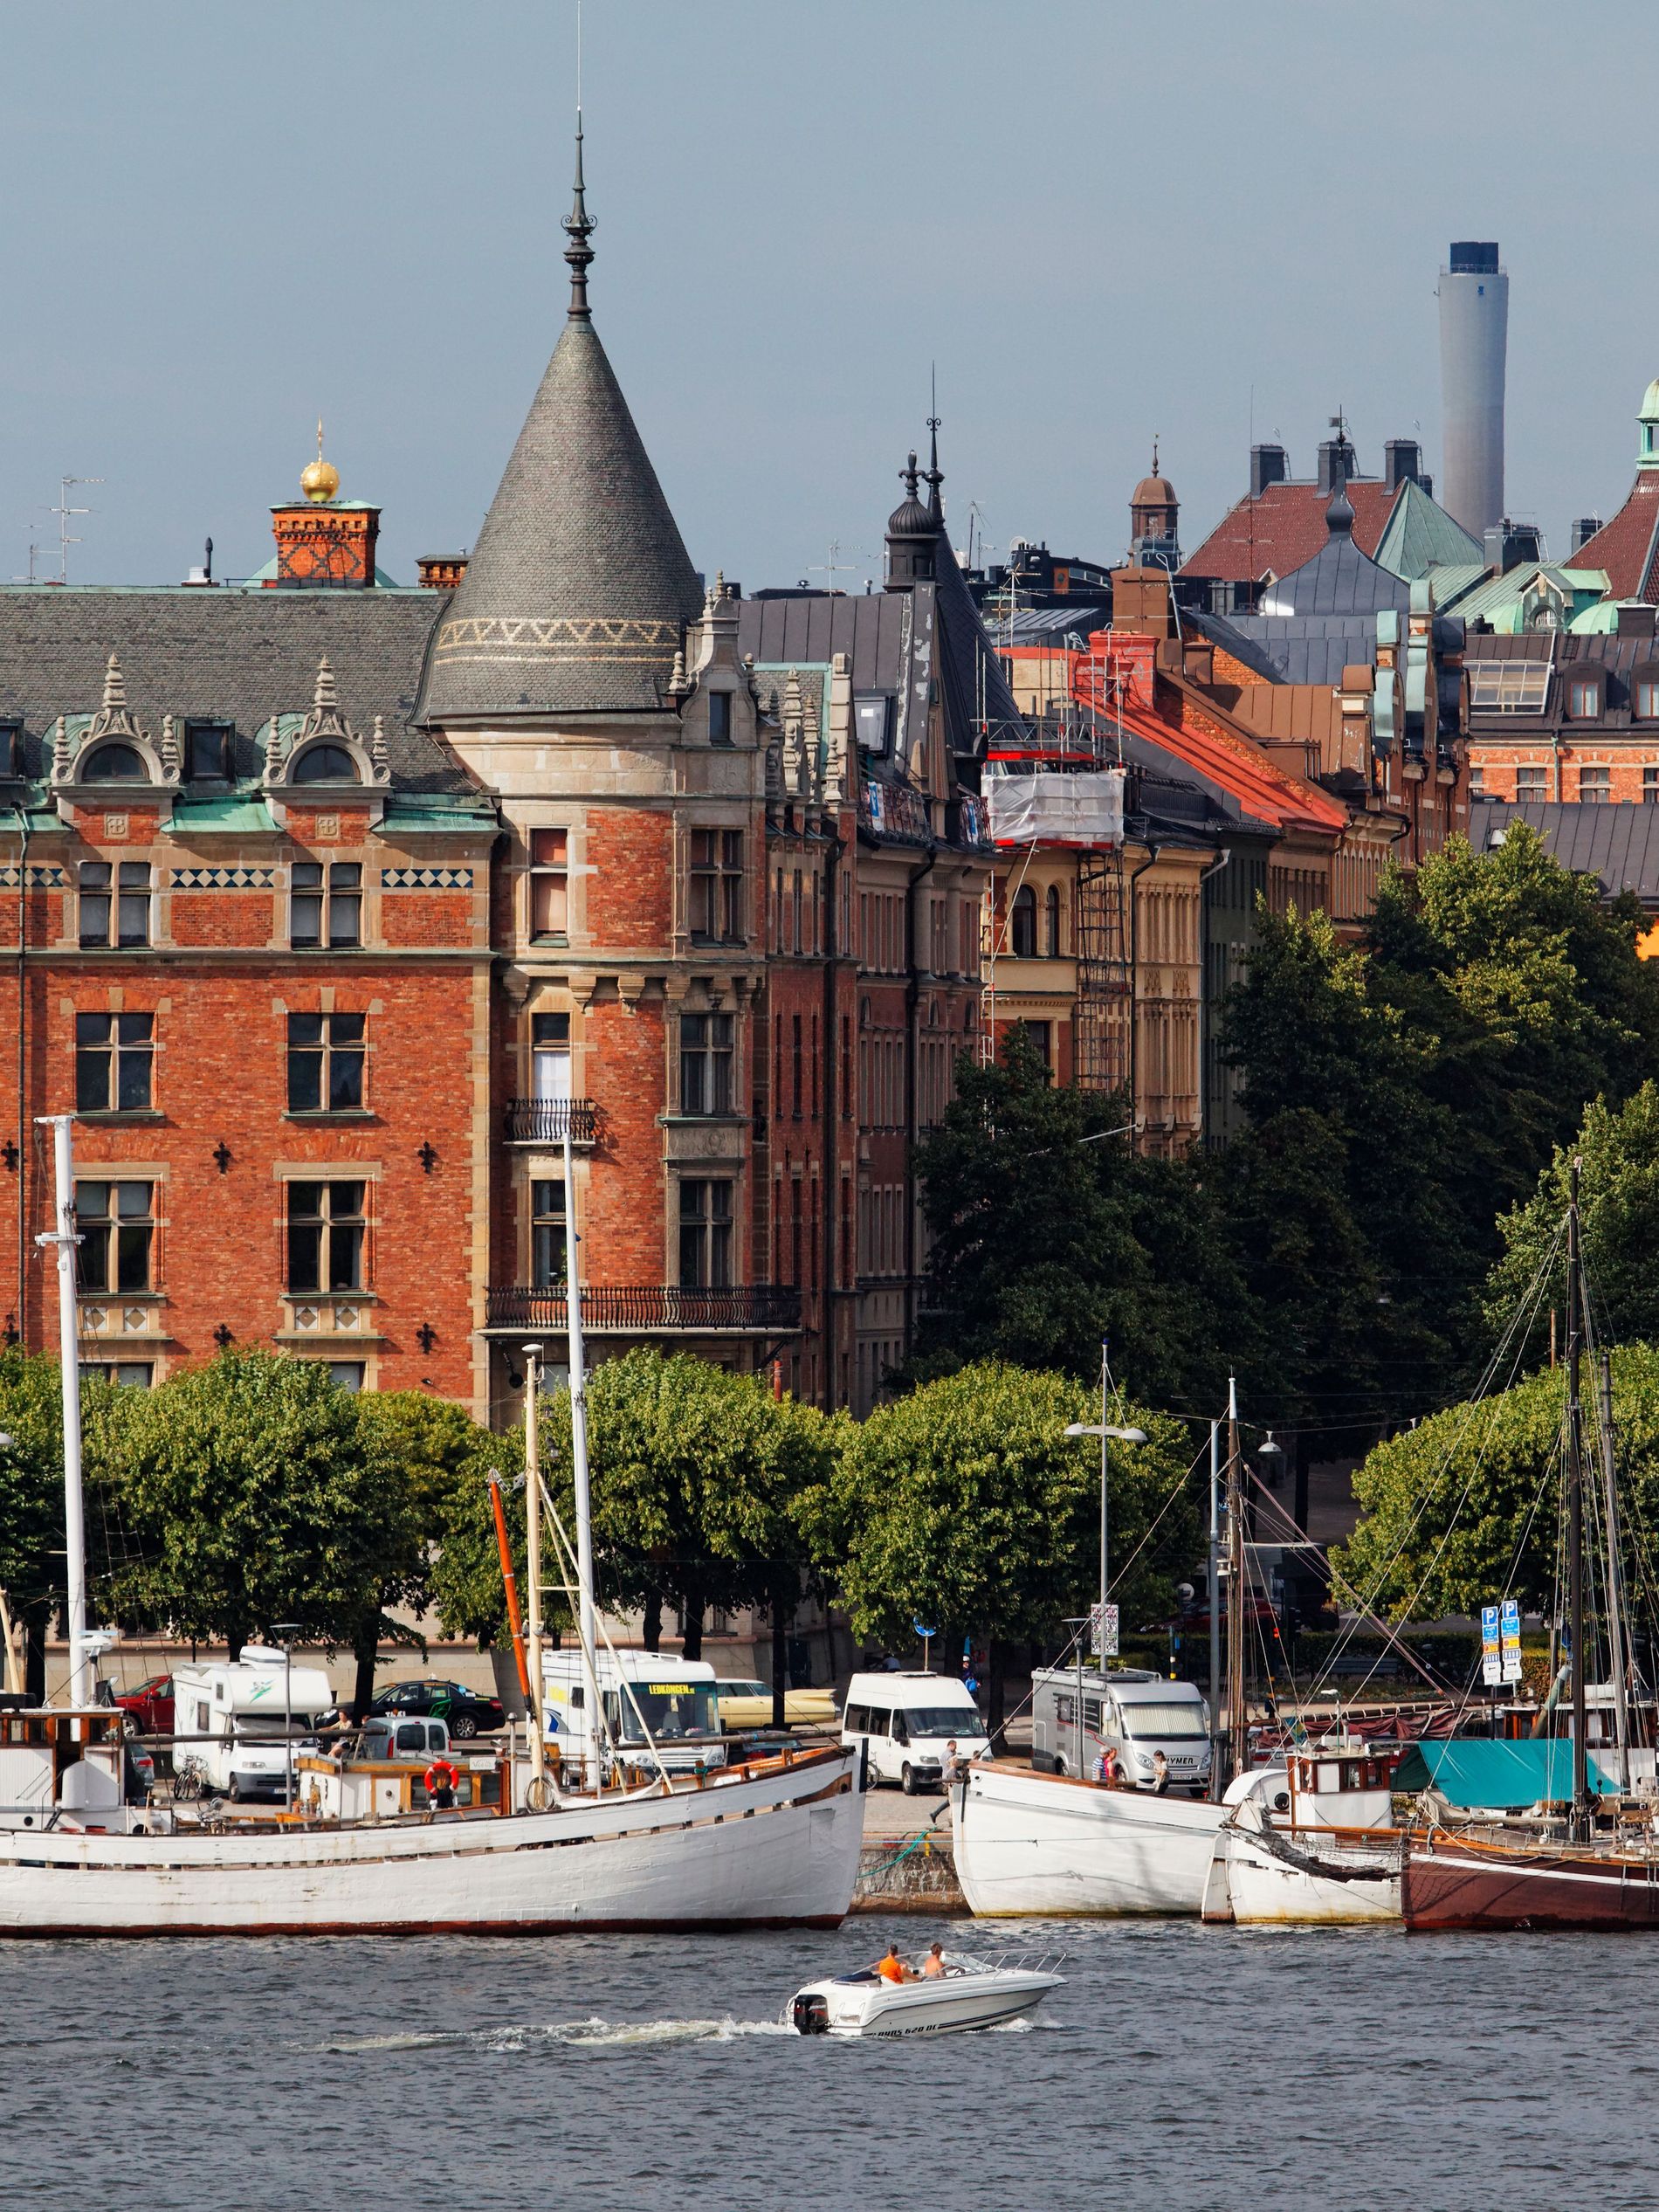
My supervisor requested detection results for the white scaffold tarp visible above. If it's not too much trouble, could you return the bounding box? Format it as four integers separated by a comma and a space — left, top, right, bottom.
985, 768, 1125, 848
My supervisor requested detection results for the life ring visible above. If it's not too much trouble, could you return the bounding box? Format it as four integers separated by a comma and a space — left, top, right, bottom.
424, 1759, 460, 1797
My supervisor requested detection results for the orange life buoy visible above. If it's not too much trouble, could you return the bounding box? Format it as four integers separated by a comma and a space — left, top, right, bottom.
424, 1758, 460, 1797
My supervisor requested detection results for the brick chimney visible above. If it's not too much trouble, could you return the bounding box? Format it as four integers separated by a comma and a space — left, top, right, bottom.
268, 500, 381, 589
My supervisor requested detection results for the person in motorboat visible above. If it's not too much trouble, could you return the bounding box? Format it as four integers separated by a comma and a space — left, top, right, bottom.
920, 1942, 948, 1979
877, 1944, 920, 1984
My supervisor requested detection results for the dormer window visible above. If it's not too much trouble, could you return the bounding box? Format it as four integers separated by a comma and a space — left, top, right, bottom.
1566, 679, 1600, 720
0, 720, 19, 777
854, 695, 893, 755
185, 722, 232, 782
291, 741, 359, 784
708, 692, 733, 746
82, 742, 146, 782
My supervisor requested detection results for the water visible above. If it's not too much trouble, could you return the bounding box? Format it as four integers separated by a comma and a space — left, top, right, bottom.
5, 1920, 1657, 2210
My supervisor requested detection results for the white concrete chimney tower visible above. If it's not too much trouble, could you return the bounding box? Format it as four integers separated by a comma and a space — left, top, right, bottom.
1439, 240, 1508, 541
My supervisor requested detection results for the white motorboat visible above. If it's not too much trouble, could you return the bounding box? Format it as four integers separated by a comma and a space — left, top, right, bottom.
788, 1949, 1063, 2037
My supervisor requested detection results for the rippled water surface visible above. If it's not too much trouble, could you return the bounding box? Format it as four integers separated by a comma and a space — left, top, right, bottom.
6, 1920, 1657, 2211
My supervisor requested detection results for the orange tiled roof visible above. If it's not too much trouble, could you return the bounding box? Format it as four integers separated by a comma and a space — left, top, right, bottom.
1181, 480, 1399, 583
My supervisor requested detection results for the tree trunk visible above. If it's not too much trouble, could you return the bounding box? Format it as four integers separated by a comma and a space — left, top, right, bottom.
772, 1581, 790, 1730
24, 1603, 45, 1707
681, 1595, 704, 1663
642, 1588, 662, 1654
350, 1620, 380, 1722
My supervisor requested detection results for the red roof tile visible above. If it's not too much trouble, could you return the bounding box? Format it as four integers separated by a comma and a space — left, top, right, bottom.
1181, 480, 1399, 583
1564, 472, 1659, 602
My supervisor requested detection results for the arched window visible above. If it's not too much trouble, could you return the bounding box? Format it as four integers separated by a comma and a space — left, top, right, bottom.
1045, 884, 1063, 957
1010, 883, 1036, 958
82, 742, 145, 782
291, 742, 358, 784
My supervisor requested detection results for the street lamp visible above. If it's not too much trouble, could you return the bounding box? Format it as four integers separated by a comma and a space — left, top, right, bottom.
1064, 1385, 1149, 1671
272, 1623, 300, 1815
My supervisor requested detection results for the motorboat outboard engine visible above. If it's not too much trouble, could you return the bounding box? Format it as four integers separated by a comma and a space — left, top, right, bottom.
791, 1990, 830, 2035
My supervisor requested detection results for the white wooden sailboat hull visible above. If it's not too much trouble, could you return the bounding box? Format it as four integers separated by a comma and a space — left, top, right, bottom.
953, 1761, 1223, 1916
0, 1750, 863, 1937
1217, 1825, 1401, 1925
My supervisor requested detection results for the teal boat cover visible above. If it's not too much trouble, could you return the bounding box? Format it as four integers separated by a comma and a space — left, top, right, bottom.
1395, 1739, 1619, 1806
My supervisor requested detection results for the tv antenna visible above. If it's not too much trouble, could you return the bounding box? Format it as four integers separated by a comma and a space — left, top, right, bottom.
809, 539, 861, 595
51, 475, 103, 584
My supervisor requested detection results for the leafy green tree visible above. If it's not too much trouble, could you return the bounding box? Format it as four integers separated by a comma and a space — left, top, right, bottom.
1485, 1083, 1659, 1360
828, 1361, 1195, 1735
108, 1350, 425, 1712
1332, 1346, 1659, 1626
0, 1351, 124, 1699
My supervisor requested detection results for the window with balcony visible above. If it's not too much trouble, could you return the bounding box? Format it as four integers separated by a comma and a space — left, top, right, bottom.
678, 1178, 733, 1288
75, 1180, 154, 1294
689, 829, 743, 942
76, 1011, 153, 1113
287, 1180, 366, 1292
531, 1179, 566, 1286
1567, 680, 1601, 720
680, 1011, 734, 1115
533, 1011, 570, 1101
1516, 767, 1546, 801
528, 829, 568, 942
1010, 884, 1037, 958
287, 1011, 365, 1113
1580, 765, 1611, 803
291, 861, 362, 948
79, 861, 152, 948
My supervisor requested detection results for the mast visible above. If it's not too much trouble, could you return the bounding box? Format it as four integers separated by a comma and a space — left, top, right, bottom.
1566, 1159, 1591, 1841
1226, 1375, 1245, 1787
1208, 1416, 1222, 1801
522, 1341, 547, 1798
38, 1115, 90, 1708
1595, 1351, 1631, 1789
563, 1119, 602, 1788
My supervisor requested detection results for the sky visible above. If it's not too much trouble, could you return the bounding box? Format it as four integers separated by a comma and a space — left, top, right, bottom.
3, 0, 1657, 594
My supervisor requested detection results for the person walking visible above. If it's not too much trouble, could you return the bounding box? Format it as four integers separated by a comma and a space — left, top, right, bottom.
1150, 1749, 1170, 1795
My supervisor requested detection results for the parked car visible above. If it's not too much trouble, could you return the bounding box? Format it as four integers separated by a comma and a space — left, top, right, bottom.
362, 1716, 451, 1762
113, 1674, 174, 1735
369, 1679, 505, 1740
714, 1678, 838, 1731
124, 1739, 155, 1802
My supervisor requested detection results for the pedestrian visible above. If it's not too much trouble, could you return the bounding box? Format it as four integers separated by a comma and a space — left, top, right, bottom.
940, 1738, 963, 1788
1150, 1749, 1170, 1795
1092, 1745, 1123, 1788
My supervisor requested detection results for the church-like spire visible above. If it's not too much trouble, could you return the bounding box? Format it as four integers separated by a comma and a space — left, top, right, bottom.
563, 111, 595, 320
924, 411, 943, 518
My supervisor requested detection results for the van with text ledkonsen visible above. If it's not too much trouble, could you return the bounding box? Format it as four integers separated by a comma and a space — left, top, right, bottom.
541, 1650, 727, 1781
172, 1648, 334, 1802
840, 1672, 989, 1793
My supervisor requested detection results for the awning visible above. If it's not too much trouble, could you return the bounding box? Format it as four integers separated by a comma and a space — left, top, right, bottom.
1394, 1739, 1620, 1808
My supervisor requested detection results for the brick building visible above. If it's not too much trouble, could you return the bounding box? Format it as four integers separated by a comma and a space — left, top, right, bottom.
0, 136, 1001, 1425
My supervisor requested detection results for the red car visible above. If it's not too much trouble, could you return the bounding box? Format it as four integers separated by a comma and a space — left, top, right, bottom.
114, 1675, 174, 1734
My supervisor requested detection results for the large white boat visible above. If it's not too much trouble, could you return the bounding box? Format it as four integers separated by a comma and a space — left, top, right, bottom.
1208, 1747, 1402, 1926
952, 1760, 1231, 1916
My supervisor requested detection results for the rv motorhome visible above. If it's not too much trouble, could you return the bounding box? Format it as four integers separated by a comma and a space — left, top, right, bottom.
542, 1650, 727, 1782
1030, 1667, 1212, 1795
172, 1647, 335, 1801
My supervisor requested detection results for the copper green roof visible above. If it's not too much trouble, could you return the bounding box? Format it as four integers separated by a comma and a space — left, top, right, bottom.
1373, 477, 1483, 582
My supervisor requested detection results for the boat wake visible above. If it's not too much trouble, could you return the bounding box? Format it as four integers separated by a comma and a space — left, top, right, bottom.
310, 2016, 794, 2056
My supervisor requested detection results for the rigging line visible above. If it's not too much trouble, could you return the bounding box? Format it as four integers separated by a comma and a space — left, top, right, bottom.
1444, 1431, 1561, 1731
1320, 1221, 1565, 1664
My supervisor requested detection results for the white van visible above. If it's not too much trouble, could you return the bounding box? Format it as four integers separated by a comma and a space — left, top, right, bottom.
840, 1672, 989, 1794
173, 1647, 335, 1802
541, 1650, 727, 1782
1030, 1666, 1212, 1795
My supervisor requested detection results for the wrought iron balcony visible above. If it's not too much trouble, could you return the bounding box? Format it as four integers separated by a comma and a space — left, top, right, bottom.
503, 1099, 597, 1145
484, 1285, 802, 1335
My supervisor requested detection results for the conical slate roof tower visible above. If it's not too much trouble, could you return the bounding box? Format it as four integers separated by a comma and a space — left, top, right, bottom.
419, 122, 703, 722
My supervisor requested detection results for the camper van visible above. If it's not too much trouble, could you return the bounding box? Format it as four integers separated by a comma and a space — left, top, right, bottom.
172, 1647, 334, 1802
541, 1650, 727, 1782
1030, 1666, 1212, 1794
840, 1672, 989, 1794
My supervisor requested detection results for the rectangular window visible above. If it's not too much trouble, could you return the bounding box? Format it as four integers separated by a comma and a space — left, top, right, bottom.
80, 1361, 154, 1388
531, 1179, 566, 1286
1468, 765, 1486, 797
1567, 680, 1600, 720
792, 1014, 803, 1117
286, 1180, 366, 1292
291, 860, 362, 948
1021, 1019, 1053, 1069
678, 1178, 733, 1288
287, 1011, 365, 1113
75, 1011, 153, 1113
707, 691, 733, 745
1645, 768, 1659, 805
75, 1180, 154, 1294
532, 1010, 570, 1100
528, 829, 568, 941
78, 861, 151, 948
1516, 766, 1546, 801
326, 1361, 365, 1392
1467, 660, 1552, 713
1580, 765, 1611, 803
689, 829, 743, 942
184, 722, 232, 782
1638, 683, 1659, 721
680, 1011, 734, 1116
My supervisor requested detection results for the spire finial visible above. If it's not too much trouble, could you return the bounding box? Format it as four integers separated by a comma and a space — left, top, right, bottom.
925, 366, 943, 516
901, 450, 919, 501
1152, 435, 1160, 477
563, 109, 596, 319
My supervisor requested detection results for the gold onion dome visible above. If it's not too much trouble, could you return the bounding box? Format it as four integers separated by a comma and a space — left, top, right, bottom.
300, 419, 339, 504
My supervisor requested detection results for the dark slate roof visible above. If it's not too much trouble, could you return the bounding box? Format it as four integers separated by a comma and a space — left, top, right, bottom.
1200, 612, 1382, 686
0, 585, 465, 790
989, 605, 1109, 645
417, 315, 703, 722
1256, 497, 1410, 617
933, 529, 1026, 751
1471, 799, 1659, 905
739, 591, 912, 687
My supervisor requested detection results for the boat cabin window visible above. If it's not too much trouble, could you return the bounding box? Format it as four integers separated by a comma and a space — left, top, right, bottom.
602, 1683, 720, 1745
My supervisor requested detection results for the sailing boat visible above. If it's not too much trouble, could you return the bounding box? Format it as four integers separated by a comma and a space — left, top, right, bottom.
0, 1115, 864, 1937
1402, 1160, 1659, 1931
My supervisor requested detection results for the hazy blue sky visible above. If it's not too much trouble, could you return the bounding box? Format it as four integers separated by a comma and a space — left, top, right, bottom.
4, 1, 1656, 591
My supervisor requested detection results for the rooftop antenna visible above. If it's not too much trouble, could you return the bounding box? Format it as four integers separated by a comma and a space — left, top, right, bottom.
52, 475, 102, 585
809, 539, 859, 595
